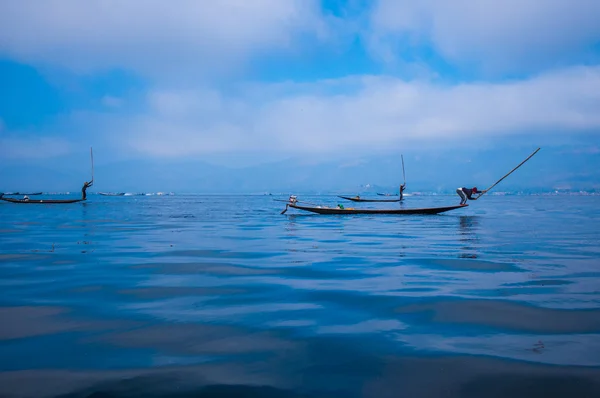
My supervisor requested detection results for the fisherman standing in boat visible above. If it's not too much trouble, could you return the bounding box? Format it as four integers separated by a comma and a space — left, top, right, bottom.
456, 186, 486, 205
82, 180, 93, 200
400, 183, 406, 199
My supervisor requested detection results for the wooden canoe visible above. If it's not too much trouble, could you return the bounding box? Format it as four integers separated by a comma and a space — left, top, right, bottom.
0, 197, 85, 204
287, 203, 468, 215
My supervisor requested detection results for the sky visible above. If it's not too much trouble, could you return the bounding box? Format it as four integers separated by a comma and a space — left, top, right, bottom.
0, 0, 599, 193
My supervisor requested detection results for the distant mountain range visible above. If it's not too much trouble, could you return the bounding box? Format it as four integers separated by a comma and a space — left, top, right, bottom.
1, 146, 598, 193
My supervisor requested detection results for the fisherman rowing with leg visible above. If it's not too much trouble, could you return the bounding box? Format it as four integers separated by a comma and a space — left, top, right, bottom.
456, 186, 487, 205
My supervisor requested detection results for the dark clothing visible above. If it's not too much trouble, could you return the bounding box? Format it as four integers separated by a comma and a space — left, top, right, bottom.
461, 187, 475, 199
82, 181, 93, 200
457, 187, 479, 205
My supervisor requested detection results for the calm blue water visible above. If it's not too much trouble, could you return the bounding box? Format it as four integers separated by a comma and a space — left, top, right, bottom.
1, 194, 599, 398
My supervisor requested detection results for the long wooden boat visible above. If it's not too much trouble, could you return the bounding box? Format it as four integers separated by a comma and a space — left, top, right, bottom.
1, 148, 94, 205
338, 195, 401, 203
0, 197, 85, 204
286, 202, 468, 215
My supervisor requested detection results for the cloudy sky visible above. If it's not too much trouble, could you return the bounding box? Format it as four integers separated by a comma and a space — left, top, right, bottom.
1, 1, 599, 192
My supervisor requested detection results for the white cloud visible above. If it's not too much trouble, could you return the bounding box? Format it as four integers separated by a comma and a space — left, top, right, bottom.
148, 90, 225, 117
0, 0, 329, 78
369, 0, 600, 74
104, 65, 600, 156
2, 66, 599, 159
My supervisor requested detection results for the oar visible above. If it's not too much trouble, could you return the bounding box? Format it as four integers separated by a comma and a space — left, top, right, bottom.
281, 205, 289, 215
399, 154, 406, 196
90, 147, 95, 183
479, 147, 541, 197
401, 154, 406, 186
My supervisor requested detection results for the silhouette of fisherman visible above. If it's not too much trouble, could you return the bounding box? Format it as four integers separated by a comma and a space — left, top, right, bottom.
82, 180, 93, 200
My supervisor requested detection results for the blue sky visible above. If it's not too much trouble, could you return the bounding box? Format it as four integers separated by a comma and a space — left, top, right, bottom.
1, 0, 599, 192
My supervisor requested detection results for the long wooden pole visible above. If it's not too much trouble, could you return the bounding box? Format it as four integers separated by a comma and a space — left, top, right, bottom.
480, 147, 540, 196
401, 154, 406, 186
90, 147, 94, 183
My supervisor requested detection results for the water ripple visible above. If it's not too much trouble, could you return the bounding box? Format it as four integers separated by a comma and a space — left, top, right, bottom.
1, 195, 600, 397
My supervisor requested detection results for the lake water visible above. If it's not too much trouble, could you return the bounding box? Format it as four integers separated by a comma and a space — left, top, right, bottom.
1, 194, 599, 398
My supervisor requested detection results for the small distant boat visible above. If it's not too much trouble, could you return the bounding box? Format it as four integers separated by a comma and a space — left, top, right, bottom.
338, 195, 402, 203
339, 154, 407, 203
98, 192, 125, 196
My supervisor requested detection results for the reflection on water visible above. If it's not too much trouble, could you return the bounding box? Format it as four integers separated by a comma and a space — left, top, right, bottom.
1, 195, 600, 397
458, 215, 479, 258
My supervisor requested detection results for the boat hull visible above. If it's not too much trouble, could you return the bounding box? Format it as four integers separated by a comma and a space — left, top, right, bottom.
289, 203, 467, 215
0, 197, 85, 204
